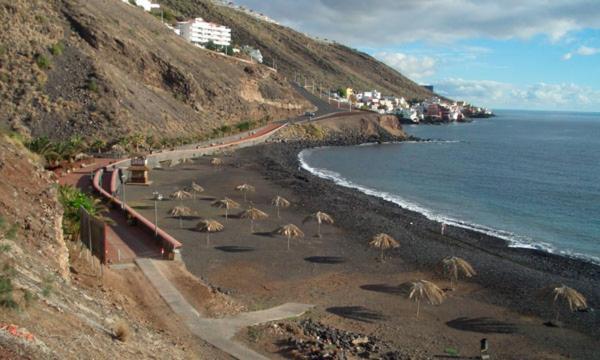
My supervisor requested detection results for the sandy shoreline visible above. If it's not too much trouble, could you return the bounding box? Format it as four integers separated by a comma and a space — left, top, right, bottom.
124, 135, 600, 358
244, 140, 600, 337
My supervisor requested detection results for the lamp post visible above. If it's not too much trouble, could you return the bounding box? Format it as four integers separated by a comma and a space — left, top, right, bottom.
120, 171, 127, 209
152, 191, 162, 238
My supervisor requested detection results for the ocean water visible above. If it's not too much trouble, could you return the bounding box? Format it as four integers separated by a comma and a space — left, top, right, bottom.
299, 110, 600, 264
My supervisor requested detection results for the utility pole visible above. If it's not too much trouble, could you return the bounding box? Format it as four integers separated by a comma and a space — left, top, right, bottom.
154, 199, 158, 237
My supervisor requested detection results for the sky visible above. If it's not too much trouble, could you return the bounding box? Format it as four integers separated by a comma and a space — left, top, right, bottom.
234, 0, 600, 111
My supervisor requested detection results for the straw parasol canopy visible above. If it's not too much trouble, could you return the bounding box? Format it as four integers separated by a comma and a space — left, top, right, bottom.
551, 285, 587, 322
180, 157, 193, 164
303, 211, 334, 238
275, 224, 304, 250
441, 256, 476, 290
211, 198, 240, 219
235, 183, 255, 201
271, 195, 291, 218
169, 206, 192, 228
170, 190, 192, 201
369, 233, 399, 262
196, 219, 224, 246
185, 181, 205, 199
240, 207, 269, 232
409, 280, 445, 318
210, 157, 223, 167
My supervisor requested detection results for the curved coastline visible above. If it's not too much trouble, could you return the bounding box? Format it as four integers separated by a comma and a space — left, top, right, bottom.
298, 146, 600, 265
244, 138, 600, 338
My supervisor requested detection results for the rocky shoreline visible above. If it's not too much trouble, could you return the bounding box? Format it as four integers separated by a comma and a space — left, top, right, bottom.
241, 135, 600, 339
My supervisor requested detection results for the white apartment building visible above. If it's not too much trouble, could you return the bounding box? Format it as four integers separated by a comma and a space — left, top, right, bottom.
177, 18, 232, 47
123, 0, 160, 12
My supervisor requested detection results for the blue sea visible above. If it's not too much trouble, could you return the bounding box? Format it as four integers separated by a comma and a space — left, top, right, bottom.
299, 110, 600, 264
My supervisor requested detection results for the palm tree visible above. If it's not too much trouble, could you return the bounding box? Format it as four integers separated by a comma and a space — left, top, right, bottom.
196, 219, 224, 247
441, 256, 476, 290
186, 182, 204, 200
271, 195, 290, 218
211, 198, 240, 220
369, 233, 399, 262
170, 190, 192, 202
551, 285, 587, 322
240, 207, 269, 232
90, 139, 106, 154
235, 183, 255, 202
276, 224, 304, 250
169, 206, 192, 228
409, 280, 445, 318
303, 211, 334, 238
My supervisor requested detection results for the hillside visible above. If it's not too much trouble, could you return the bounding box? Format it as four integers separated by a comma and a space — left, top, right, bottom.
0, 0, 309, 143
158, 0, 435, 99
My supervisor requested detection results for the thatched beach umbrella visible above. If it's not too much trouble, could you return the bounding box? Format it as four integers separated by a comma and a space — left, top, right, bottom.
240, 207, 269, 232
211, 198, 240, 220
271, 195, 290, 218
196, 219, 224, 247
409, 280, 445, 318
210, 157, 223, 167
169, 206, 192, 228
180, 157, 193, 165
551, 285, 587, 322
185, 181, 205, 199
170, 190, 192, 202
276, 224, 304, 250
369, 233, 399, 262
441, 256, 476, 290
235, 183, 255, 202
303, 211, 334, 238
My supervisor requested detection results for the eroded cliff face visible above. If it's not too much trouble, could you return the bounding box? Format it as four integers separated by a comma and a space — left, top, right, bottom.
273, 112, 407, 143
0, 135, 69, 280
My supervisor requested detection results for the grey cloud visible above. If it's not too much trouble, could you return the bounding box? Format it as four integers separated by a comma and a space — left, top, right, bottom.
234, 0, 600, 45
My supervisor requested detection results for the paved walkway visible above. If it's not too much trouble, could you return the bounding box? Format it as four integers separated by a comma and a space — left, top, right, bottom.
136, 258, 313, 360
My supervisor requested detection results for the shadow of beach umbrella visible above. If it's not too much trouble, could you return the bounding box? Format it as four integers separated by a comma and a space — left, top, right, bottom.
211, 198, 240, 220
240, 207, 269, 232
271, 195, 290, 218
550, 285, 587, 322
170, 190, 192, 202
276, 224, 304, 251
441, 256, 476, 290
185, 181, 204, 199
235, 183, 255, 202
210, 157, 223, 167
409, 280, 445, 318
303, 211, 334, 238
369, 233, 399, 262
169, 205, 192, 228
196, 219, 224, 247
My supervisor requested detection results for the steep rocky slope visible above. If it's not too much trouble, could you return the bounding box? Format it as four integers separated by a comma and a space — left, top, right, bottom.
0, 0, 309, 142
158, 0, 434, 100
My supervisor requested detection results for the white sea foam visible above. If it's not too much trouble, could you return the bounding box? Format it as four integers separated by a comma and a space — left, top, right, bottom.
298, 148, 600, 265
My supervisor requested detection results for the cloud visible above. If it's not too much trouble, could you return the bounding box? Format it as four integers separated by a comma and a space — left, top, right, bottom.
575, 45, 600, 55
563, 45, 600, 59
435, 78, 600, 110
374, 52, 437, 80
235, 0, 600, 45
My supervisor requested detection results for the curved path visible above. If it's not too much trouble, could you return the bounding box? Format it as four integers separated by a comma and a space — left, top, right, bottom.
136, 258, 313, 360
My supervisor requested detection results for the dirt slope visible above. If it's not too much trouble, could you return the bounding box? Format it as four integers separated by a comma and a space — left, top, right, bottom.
0, 0, 309, 142
158, 0, 434, 100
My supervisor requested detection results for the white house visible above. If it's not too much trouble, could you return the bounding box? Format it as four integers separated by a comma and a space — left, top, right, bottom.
124, 0, 160, 12
177, 18, 232, 47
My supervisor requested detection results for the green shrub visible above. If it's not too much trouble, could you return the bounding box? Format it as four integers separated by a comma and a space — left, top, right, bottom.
41, 276, 53, 297
128, 0, 136, 5
49, 42, 64, 56
87, 78, 99, 93
0, 45, 6, 56
0, 275, 17, 309
35, 54, 51, 69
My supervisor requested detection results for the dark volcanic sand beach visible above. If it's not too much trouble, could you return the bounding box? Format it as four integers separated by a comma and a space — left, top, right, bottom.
125, 141, 600, 359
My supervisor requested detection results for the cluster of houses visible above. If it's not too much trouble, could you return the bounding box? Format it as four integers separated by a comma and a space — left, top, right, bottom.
333, 88, 493, 123
122, 0, 264, 63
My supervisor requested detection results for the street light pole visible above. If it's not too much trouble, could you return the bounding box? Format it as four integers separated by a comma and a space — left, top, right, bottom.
154, 199, 158, 237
